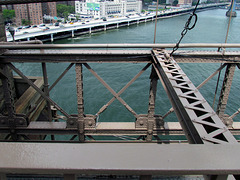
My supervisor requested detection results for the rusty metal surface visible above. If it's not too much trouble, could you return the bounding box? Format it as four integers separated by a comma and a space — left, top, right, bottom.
1, 43, 240, 49
1, 49, 240, 63
0, 142, 240, 175
216, 64, 236, 122
1, 50, 152, 63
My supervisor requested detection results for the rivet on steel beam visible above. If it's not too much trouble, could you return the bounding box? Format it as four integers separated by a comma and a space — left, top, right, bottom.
19, 120, 23, 125
1, 120, 5, 124
139, 120, 144, 126
10, 129, 15, 134
69, 120, 74, 125
88, 121, 92, 126
148, 130, 153, 135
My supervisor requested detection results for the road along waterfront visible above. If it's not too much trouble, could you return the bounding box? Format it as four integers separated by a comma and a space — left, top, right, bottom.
7, 3, 227, 42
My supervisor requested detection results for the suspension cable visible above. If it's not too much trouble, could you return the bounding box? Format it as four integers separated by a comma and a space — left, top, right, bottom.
153, 0, 160, 44
170, 0, 201, 56
225, 0, 234, 44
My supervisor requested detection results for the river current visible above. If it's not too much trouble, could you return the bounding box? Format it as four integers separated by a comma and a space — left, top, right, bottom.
15, 9, 240, 123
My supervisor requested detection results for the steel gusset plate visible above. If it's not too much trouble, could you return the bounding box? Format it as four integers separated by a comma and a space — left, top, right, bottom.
151, 49, 238, 144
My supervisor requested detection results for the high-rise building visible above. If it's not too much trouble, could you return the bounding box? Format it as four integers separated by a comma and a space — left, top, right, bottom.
42, 2, 57, 23
75, 0, 142, 18
178, 0, 192, 7
14, 2, 57, 26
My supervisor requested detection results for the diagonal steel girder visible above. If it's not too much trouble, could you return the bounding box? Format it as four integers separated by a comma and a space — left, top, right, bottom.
7, 63, 70, 119
95, 63, 151, 117
151, 49, 238, 144
83, 63, 138, 118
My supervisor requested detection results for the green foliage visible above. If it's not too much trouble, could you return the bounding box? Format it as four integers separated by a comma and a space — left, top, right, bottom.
172, 0, 178, 6
3, 9, 15, 21
57, 4, 75, 19
21, 19, 31, 26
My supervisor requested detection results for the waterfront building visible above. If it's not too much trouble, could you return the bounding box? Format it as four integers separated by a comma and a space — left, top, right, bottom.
75, 0, 142, 18
14, 3, 43, 26
14, 2, 57, 26
42, 2, 57, 23
178, 0, 192, 7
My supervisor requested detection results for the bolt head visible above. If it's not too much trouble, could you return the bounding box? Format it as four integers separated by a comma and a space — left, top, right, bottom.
69, 120, 74, 125
139, 120, 144, 126
1, 120, 5, 124
88, 121, 93, 126
19, 120, 24, 125
148, 130, 153, 135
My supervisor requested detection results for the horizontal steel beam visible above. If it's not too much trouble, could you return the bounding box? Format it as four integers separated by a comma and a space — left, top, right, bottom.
1, 50, 152, 63
0, 43, 240, 49
0, 142, 240, 175
0, 122, 240, 137
1, 50, 240, 63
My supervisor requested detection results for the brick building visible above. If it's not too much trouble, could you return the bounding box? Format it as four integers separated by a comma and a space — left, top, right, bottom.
14, 2, 57, 26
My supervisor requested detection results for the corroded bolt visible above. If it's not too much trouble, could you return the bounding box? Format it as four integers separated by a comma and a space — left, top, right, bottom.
19, 120, 24, 125
69, 120, 74, 125
10, 129, 15, 134
88, 121, 93, 126
148, 130, 153, 135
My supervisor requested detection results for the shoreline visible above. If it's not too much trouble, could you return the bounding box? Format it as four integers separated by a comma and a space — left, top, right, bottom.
6, 3, 227, 42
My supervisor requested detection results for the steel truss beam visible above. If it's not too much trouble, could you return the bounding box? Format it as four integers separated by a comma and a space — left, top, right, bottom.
151, 49, 238, 144
216, 64, 236, 126
95, 63, 151, 117
83, 63, 138, 118
7, 63, 70, 119
1, 49, 240, 63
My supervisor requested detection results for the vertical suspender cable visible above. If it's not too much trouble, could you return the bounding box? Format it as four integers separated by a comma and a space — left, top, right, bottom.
153, 0, 159, 44
225, 0, 234, 44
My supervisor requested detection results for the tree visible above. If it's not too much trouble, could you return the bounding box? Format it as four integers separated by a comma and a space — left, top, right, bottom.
21, 19, 31, 26
57, 4, 75, 19
172, 0, 178, 6
3, 9, 15, 23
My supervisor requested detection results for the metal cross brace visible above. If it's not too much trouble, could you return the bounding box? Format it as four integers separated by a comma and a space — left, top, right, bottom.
7, 63, 70, 119
95, 63, 151, 117
83, 63, 139, 118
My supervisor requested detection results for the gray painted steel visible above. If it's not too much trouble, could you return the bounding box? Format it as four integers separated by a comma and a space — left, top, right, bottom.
0, 143, 239, 175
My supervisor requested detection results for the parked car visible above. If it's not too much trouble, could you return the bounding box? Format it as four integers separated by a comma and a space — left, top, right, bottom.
32, 25, 37, 28
23, 25, 31, 29
55, 22, 59, 26
40, 26, 50, 30
39, 23, 45, 27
